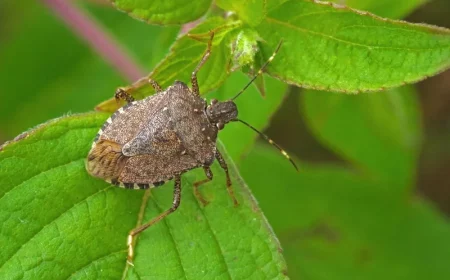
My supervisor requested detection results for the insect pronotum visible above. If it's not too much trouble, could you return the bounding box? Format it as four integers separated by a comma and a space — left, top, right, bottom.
86, 32, 297, 264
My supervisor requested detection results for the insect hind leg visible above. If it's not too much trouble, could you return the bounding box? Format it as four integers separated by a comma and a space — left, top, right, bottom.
193, 166, 213, 206
127, 175, 182, 264
191, 32, 214, 96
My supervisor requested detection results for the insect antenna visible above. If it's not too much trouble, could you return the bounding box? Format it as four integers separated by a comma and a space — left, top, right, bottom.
231, 40, 283, 101
234, 118, 299, 172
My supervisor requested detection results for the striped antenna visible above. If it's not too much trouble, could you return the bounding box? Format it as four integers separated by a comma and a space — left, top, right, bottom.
232, 40, 283, 101
234, 119, 298, 172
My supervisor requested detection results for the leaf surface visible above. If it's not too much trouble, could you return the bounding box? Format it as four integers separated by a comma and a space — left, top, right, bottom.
255, 0, 450, 92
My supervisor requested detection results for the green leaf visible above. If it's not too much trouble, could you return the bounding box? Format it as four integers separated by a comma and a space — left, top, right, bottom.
241, 145, 450, 280
110, 0, 212, 25
216, 0, 266, 26
0, 113, 288, 279
255, 0, 450, 93
301, 85, 422, 189
97, 17, 242, 112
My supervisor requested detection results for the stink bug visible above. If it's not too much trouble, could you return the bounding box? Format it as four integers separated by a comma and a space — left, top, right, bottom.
86, 32, 297, 263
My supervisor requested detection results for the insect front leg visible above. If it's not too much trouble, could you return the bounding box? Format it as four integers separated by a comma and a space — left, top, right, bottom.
191, 32, 214, 96
127, 175, 182, 264
115, 78, 163, 104
193, 166, 213, 206
147, 78, 163, 92
215, 150, 239, 206
115, 87, 135, 103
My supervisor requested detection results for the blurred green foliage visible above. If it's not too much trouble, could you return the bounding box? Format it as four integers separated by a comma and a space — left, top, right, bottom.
1, 0, 450, 279
241, 144, 450, 280
0, 0, 178, 139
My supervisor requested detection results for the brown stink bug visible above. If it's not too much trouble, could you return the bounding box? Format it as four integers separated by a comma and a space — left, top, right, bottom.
86, 32, 297, 263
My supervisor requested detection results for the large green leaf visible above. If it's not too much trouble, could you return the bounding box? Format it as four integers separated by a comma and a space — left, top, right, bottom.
0, 113, 288, 279
255, 0, 450, 93
240, 145, 450, 280
301, 85, 422, 189
110, 0, 212, 25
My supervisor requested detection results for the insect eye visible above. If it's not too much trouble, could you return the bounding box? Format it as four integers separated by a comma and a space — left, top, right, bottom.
211, 99, 218, 105
216, 122, 224, 130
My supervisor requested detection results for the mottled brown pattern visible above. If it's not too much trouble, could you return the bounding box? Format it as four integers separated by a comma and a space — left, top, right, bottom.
86, 81, 221, 185
100, 92, 166, 145
168, 81, 217, 165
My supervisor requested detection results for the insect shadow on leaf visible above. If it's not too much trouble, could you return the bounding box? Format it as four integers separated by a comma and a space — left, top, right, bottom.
85, 32, 297, 265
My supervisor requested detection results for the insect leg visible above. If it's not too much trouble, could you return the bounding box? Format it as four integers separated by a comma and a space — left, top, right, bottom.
193, 166, 213, 206
148, 78, 163, 92
127, 175, 182, 263
115, 77, 162, 104
191, 32, 214, 96
215, 150, 239, 206
115, 87, 135, 103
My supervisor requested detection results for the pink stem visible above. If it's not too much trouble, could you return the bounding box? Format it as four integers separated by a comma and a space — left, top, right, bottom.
41, 0, 146, 82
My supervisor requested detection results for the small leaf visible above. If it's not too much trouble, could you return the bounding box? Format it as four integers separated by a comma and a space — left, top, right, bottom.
0, 113, 288, 279
230, 28, 261, 71
241, 145, 450, 280
110, 0, 212, 25
301, 85, 422, 188
256, 0, 450, 93
216, 0, 266, 26
97, 17, 242, 112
